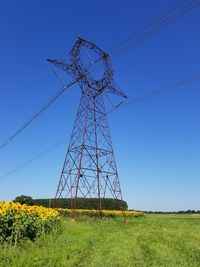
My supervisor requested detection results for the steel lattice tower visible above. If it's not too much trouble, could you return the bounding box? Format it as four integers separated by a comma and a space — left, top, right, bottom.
48, 38, 127, 217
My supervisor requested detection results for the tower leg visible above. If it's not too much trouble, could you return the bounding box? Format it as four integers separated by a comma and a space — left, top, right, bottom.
55, 88, 125, 218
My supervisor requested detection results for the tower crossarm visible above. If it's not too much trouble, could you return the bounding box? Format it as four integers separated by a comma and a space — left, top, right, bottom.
47, 38, 127, 99
47, 58, 76, 77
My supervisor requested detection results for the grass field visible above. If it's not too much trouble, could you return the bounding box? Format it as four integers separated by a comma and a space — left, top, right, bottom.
0, 214, 200, 267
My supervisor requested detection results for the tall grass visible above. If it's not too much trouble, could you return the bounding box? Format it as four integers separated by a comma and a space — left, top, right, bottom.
0, 214, 200, 267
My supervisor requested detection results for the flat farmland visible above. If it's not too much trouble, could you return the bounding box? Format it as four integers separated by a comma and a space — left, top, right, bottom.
1, 214, 200, 267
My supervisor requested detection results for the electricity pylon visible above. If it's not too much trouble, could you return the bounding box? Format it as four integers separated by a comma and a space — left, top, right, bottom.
48, 37, 127, 218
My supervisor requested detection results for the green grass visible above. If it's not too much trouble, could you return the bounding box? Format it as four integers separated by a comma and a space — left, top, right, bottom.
0, 214, 200, 267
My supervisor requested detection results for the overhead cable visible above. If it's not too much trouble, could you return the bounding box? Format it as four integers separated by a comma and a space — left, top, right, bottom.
116, 73, 200, 110
1, 72, 199, 179
0, 79, 77, 150
110, 0, 200, 59
0, 139, 67, 180
1, 0, 199, 151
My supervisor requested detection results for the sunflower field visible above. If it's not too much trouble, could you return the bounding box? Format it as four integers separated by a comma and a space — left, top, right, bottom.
0, 202, 60, 245
56, 208, 143, 218
0, 201, 143, 245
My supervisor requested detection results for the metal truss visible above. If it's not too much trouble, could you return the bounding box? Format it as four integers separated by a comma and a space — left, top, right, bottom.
48, 37, 127, 218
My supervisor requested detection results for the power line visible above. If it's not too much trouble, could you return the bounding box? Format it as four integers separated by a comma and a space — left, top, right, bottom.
109, 0, 185, 55
50, 64, 66, 86
1, 0, 199, 151
0, 139, 68, 180
110, 0, 200, 59
1, 72, 199, 179
0, 57, 103, 151
0, 79, 77, 151
115, 73, 200, 110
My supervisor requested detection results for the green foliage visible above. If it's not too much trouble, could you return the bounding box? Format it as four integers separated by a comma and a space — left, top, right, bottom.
14, 195, 34, 206
0, 211, 60, 245
1, 214, 200, 266
34, 198, 128, 210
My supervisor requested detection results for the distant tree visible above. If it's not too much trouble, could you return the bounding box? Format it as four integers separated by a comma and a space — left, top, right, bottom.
34, 198, 128, 210
14, 195, 34, 206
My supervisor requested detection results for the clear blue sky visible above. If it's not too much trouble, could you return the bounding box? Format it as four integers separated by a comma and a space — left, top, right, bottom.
0, 0, 199, 211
